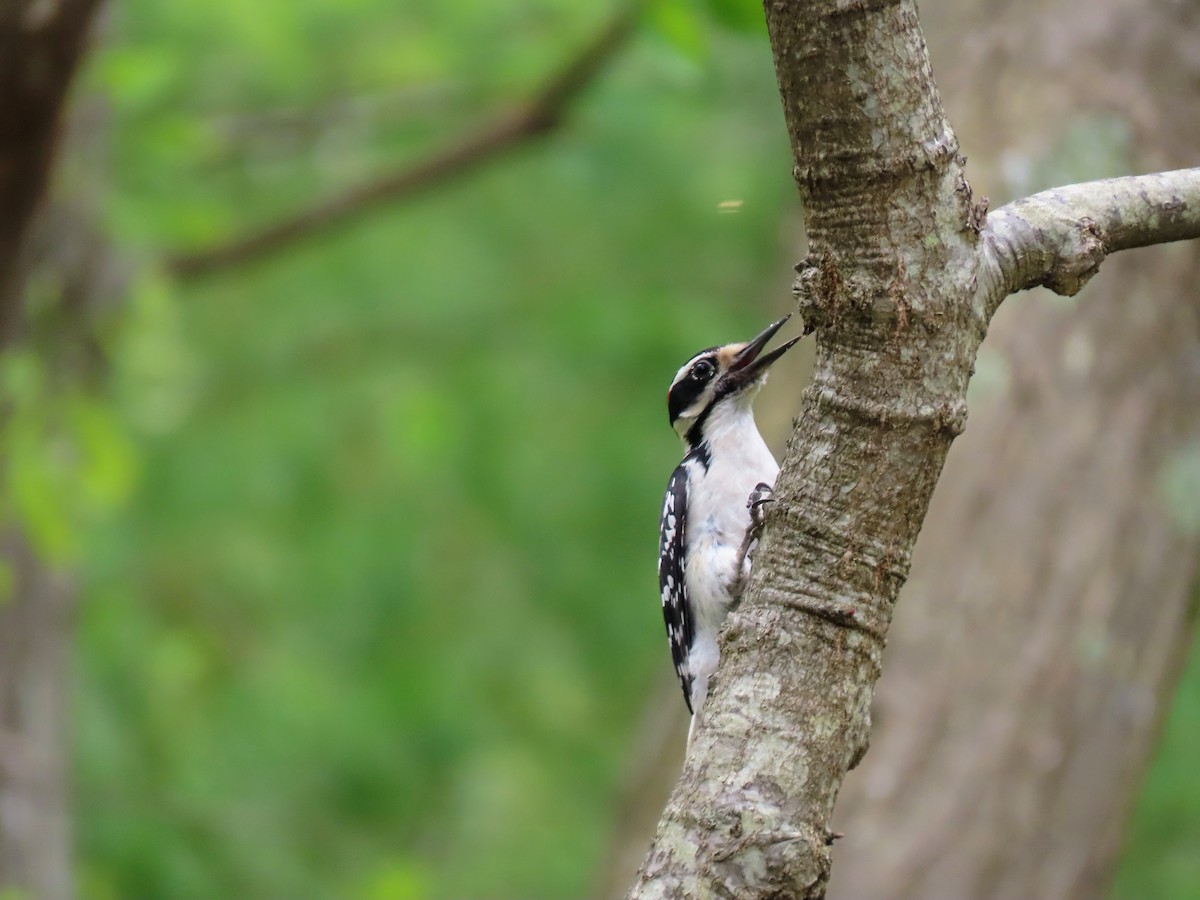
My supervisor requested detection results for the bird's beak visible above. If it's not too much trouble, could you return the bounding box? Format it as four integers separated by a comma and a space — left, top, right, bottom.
727, 315, 800, 387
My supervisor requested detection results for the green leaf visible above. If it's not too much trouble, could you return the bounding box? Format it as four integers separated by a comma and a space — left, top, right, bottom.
357, 859, 431, 900
68, 398, 138, 512
8, 429, 76, 563
93, 47, 180, 113
648, 0, 709, 63
702, 0, 766, 33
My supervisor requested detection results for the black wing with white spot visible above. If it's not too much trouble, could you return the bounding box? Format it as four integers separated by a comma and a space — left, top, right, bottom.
658, 460, 695, 713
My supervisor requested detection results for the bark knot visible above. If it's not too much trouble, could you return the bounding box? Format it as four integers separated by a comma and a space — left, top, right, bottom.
702, 817, 833, 900
794, 248, 886, 334
793, 248, 845, 334
1043, 216, 1107, 296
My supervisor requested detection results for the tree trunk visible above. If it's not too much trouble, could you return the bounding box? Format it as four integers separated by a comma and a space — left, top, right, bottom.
0, 536, 76, 900
829, 1, 1200, 897
628, 0, 1200, 894
0, 3, 104, 898
0, 0, 104, 343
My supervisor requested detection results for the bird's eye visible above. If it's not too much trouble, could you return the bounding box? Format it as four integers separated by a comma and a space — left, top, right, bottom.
691, 360, 715, 382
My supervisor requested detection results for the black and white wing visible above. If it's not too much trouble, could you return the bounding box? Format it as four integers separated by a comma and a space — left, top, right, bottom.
658, 461, 695, 713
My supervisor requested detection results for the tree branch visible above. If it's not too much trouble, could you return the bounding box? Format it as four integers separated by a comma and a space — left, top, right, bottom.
165, 3, 642, 280
982, 167, 1200, 306
630, 0, 975, 892
628, 2, 1200, 898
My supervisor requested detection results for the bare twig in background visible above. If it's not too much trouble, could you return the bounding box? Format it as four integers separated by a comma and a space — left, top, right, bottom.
166, 4, 643, 281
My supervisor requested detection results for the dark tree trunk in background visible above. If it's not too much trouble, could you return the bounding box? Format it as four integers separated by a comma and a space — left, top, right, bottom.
829, 1, 1200, 897
0, 3, 104, 898
0, 0, 103, 343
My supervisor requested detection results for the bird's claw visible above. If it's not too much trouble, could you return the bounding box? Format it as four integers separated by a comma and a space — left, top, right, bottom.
731, 484, 775, 601
746, 482, 775, 534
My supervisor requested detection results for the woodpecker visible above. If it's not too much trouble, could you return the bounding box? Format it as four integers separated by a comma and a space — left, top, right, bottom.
658, 315, 798, 749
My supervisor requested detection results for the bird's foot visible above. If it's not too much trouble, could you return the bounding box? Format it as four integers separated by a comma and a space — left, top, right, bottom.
731, 483, 775, 601
747, 481, 775, 534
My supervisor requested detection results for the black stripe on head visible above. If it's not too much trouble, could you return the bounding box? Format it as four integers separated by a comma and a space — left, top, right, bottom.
667, 349, 719, 427
685, 373, 749, 447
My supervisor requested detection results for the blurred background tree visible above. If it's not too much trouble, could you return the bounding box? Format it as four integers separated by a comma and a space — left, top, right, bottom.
827, 1, 1200, 897
74, 2, 801, 898
0, 0, 1194, 898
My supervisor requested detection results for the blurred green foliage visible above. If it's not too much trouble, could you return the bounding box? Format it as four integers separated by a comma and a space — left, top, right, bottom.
75, 1, 795, 897
16, 0, 1189, 897
1115, 635, 1200, 899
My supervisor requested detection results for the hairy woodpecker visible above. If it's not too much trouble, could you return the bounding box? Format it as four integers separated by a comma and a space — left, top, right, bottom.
658, 315, 798, 748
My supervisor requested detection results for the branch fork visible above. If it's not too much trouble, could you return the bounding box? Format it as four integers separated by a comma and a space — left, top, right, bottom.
629, 1, 1200, 896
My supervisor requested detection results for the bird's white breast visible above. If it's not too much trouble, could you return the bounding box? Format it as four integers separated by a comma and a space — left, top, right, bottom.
684, 399, 778, 634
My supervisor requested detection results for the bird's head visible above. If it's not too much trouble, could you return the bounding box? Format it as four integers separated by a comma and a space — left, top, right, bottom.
667, 315, 799, 446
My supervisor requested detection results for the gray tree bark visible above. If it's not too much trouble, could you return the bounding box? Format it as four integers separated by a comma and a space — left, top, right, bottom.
0, 538, 76, 900
829, 1, 1200, 896
0, 3, 105, 899
628, 1, 1200, 896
